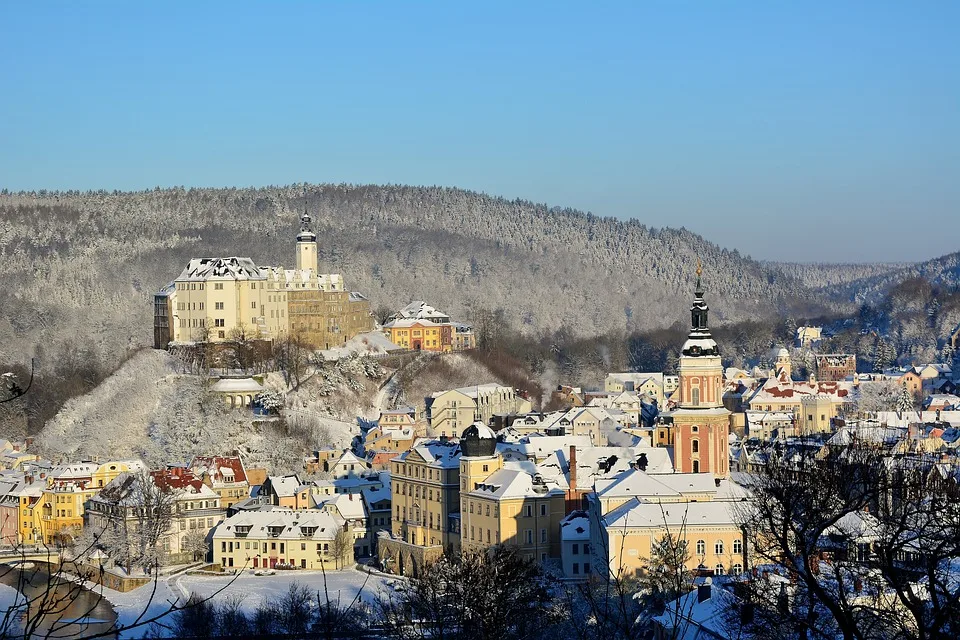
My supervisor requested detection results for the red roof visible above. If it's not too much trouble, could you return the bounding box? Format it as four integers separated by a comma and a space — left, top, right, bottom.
151, 467, 204, 492
189, 455, 248, 484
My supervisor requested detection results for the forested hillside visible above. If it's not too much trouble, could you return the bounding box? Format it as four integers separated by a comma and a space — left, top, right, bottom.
0, 183, 845, 366
0, 183, 950, 436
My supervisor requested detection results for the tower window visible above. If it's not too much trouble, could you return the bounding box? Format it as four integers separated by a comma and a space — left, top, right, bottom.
692, 439, 699, 453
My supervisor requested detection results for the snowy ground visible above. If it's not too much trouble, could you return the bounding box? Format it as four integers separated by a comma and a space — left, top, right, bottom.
100, 566, 394, 638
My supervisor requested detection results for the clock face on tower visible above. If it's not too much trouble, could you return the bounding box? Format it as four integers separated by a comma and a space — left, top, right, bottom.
689, 345, 702, 356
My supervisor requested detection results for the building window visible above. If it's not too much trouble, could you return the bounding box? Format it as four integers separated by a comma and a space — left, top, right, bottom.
715, 564, 724, 575
215, 303, 224, 310
525, 529, 533, 544
572, 563, 579, 575
733, 539, 742, 554
692, 439, 699, 453
540, 529, 547, 543
696, 540, 706, 556
715, 540, 724, 555
572, 543, 579, 555
524, 505, 532, 518
732, 563, 743, 576
215, 283, 223, 290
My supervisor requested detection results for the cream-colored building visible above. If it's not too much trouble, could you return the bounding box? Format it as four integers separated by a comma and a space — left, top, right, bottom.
425, 384, 531, 437
587, 469, 747, 580
155, 212, 373, 348
604, 373, 676, 406
378, 439, 462, 576
213, 509, 350, 570
459, 425, 566, 563
86, 469, 224, 565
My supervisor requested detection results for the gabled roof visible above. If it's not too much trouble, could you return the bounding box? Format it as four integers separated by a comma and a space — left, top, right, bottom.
265, 474, 301, 497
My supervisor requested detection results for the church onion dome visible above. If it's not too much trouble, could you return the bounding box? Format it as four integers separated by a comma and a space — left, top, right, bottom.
460, 422, 497, 458
681, 260, 720, 357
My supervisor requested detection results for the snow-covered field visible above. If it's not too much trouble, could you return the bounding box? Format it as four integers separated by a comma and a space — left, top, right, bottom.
100, 567, 394, 638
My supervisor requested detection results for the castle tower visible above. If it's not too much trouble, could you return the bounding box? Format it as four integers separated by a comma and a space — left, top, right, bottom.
459, 422, 502, 553
296, 209, 318, 273
670, 262, 729, 477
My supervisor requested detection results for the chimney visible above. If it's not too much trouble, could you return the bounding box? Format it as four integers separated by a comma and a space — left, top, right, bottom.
637, 452, 648, 472
25, 474, 33, 485
697, 577, 712, 603
39, 472, 46, 480
348, 493, 353, 501
568, 445, 578, 494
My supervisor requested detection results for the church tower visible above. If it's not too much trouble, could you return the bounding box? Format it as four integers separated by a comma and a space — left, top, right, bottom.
670, 262, 729, 477
296, 210, 318, 273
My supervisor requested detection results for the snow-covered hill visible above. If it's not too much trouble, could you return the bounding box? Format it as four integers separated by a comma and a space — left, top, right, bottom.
35, 349, 389, 473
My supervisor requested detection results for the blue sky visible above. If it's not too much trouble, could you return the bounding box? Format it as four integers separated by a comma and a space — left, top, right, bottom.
1, 2, 957, 263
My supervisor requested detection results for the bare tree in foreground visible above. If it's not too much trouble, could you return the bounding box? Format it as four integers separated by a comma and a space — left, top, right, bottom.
736, 441, 960, 640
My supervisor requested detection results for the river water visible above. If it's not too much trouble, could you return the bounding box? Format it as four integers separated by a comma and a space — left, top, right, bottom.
0, 565, 118, 638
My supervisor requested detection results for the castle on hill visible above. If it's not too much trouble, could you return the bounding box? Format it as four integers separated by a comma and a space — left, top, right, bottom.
153, 211, 374, 349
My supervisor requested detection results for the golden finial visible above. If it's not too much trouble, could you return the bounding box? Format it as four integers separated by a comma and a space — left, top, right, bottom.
695, 258, 702, 278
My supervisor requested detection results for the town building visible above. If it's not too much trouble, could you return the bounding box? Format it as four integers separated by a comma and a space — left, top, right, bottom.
212, 509, 351, 570
382, 301, 476, 352
378, 439, 463, 575
425, 384, 532, 437
587, 469, 746, 581
815, 354, 857, 382
154, 211, 374, 349
459, 424, 566, 563
189, 455, 251, 510
86, 468, 224, 565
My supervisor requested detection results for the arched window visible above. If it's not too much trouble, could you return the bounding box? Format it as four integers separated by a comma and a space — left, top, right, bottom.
733, 539, 742, 555
696, 540, 706, 555
693, 460, 700, 473
714, 563, 724, 575
692, 439, 699, 453
715, 540, 724, 555
691, 387, 700, 405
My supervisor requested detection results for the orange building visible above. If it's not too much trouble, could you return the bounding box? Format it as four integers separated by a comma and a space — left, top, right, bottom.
383, 319, 453, 352
659, 265, 729, 478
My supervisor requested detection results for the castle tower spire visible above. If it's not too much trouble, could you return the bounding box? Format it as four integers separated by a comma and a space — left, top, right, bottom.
295, 207, 318, 273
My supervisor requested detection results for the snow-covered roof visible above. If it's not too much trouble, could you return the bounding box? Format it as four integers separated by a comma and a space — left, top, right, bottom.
398, 440, 462, 468
209, 377, 264, 394
595, 469, 720, 501
177, 257, 266, 282
604, 497, 738, 530
469, 468, 563, 500
266, 474, 301, 497
214, 509, 344, 541
560, 511, 591, 541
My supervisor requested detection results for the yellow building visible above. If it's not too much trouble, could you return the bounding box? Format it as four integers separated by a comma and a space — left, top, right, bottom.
38, 460, 145, 545
155, 211, 373, 348
213, 509, 351, 570
378, 439, 462, 575
459, 425, 566, 563
383, 302, 475, 353
587, 469, 748, 580
190, 455, 251, 510
425, 384, 532, 437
